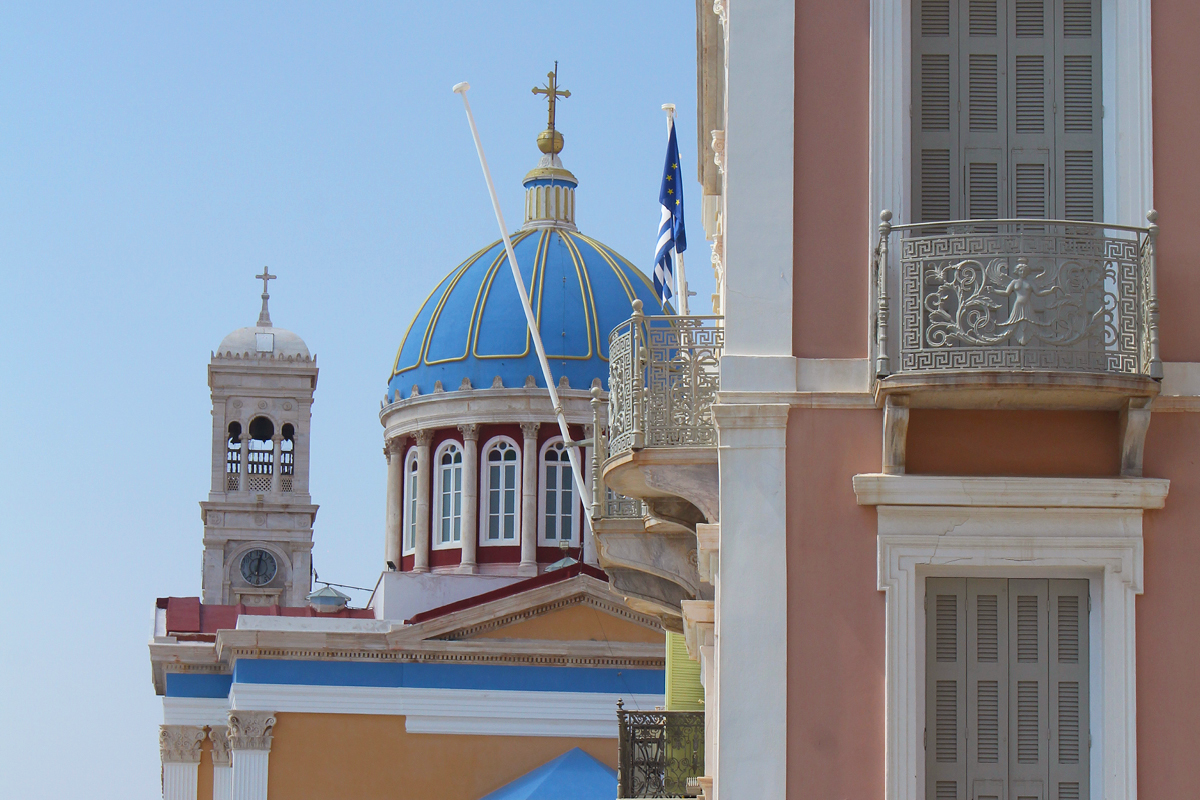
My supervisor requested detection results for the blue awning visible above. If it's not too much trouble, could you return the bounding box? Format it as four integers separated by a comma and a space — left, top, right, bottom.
480, 748, 617, 800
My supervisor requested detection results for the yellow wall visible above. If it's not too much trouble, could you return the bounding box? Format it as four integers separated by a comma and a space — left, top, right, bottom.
197, 738, 213, 800
472, 603, 664, 644
267, 712, 617, 800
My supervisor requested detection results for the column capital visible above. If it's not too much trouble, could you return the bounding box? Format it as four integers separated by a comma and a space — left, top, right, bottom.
414, 429, 433, 447
209, 725, 231, 767
384, 436, 407, 459
519, 421, 541, 441
159, 725, 206, 764
228, 710, 276, 752
457, 423, 480, 442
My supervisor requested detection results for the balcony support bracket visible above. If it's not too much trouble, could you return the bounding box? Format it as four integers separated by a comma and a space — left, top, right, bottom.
883, 394, 910, 475
1119, 397, 1154, 478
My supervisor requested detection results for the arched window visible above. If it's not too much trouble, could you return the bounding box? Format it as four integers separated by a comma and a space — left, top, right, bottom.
225, 421, 242, 491
434, 441, 464, 548
403, 449, 419, 555
480, 437, 520, 545
246, 416, 274, 493
280, 423, 295, 493
539, 439, 579, 545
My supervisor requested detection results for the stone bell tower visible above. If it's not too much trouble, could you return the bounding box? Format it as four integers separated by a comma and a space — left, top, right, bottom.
200, 271, 319, 606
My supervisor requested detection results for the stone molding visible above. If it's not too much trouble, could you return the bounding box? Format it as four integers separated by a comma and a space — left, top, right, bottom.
159, 725, 206, 764
208, 725, 231, 767
380, 387, 601, 440
853, 474, 1169, 509
681, 600, 715, 662
227, 710, 276, 752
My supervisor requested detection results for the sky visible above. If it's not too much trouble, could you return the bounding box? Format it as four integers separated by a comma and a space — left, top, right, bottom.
0, 2, 710, 796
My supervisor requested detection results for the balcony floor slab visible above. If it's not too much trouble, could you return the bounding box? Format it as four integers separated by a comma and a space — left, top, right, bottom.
875, 370, 1159, 410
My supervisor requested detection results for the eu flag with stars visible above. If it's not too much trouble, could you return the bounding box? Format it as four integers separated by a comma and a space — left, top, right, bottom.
654, 120, 686, 307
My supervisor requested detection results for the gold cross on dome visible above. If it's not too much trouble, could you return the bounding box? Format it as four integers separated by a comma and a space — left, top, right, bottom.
531, 61, 570, 130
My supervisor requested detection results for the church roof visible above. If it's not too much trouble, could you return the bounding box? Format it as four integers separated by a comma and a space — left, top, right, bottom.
388, 227, 664, 402
479, 748, 617, 800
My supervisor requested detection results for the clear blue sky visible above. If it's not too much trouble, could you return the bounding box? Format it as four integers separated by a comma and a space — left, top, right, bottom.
0, 2, 708, 796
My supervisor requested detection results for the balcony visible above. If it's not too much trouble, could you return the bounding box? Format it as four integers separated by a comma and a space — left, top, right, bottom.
591, 304, 722, 630
872, 212, 1162, 410
616, 703, 705, 798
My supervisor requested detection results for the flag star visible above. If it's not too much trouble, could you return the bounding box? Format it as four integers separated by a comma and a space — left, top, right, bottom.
675, 200, 681, 205
672, 163, 678, 169
666, 175, 673, 181
667, 188, 673, 195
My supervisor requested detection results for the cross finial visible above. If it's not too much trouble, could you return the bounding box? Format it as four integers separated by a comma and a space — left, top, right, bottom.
255, 268, 276, 327
531, 61, 570, 132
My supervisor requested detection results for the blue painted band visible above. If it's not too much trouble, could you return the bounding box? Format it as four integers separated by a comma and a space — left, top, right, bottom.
522, 177, 578, 188
166, 673, 234, 698
232, 659, 664, 695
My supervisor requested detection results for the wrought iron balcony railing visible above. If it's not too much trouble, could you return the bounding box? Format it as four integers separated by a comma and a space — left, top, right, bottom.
607, 302, 724, 459
872, 212, 1161, 381
617, 703, 705, 798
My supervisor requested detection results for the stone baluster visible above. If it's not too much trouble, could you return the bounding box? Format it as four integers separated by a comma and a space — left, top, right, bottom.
458, 424, 480, 574
383, 437, 405, 568
228, 711, 275, 800
209, 726, 232, 800
159, 725, 206, 800
413, 430, 433, 573
519, 422, 540, 576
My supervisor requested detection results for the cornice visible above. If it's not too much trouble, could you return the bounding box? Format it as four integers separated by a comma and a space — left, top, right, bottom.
853, 474, 1170, 509
380, 387, 603, 438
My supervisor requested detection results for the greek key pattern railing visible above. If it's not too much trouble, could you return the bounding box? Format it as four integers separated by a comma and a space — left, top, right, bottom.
617, 705, 705, 798
872, 212, 1161, 380
607, 301, 724, 459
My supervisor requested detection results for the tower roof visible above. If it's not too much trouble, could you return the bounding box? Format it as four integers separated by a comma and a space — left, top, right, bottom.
216, 271, 310, 360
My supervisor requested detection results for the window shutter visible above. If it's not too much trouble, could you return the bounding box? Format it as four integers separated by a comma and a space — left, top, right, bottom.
1049, 580, 1089, 800
927, 578, 968, 800
967, 579, 1009, 800
961, 0, 1006, 219
1055, 0, 1102, 220
1009, 0, 1052, 218
1009, 580, 1049, 800
914, 0, 960, 222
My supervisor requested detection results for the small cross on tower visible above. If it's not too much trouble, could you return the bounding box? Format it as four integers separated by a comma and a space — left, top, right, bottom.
256, 268, 276, 327
532, 62, 570, 132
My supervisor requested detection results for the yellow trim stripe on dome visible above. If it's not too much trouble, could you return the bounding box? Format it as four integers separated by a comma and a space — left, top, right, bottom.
469, 229, 542, 361
558, 232, 605, 362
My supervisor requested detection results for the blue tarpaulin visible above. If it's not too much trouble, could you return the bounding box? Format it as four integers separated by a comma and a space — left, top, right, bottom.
479, 748, 617, 800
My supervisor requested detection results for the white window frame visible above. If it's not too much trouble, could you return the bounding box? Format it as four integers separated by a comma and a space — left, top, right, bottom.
433, 440, 464, 550
402, 448, 419, 556
537, 437, 582, 546
854, 473, 1168, 800
479, 436, 521, 547
868, 0, 1154, 361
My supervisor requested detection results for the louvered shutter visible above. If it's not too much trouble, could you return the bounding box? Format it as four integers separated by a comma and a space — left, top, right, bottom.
1054, 0, 1102, 220
961, 0, 1006, 219
914, 0, 960, 222
1008, 580, 1049, 800
1049, 580, 1089, 800
927, 578, 968, 800
1009, 0, 1053, 218
967, 580, 1009, 800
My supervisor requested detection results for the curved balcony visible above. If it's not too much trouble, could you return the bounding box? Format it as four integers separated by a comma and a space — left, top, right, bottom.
590, 304, 723, 631
872, 212, 1162, 410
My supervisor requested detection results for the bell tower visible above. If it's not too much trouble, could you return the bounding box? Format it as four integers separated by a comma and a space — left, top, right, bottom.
200, 272, 319, 606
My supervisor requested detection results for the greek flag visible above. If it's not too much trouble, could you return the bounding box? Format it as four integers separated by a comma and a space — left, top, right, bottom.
653, 120, 686, 307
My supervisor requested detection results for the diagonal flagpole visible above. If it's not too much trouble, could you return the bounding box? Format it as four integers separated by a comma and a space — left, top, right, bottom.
452, 81, 594, 538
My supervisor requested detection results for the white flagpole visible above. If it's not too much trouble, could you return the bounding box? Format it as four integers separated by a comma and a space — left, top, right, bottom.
662, 104, 689, 315
453, 82, 594, 538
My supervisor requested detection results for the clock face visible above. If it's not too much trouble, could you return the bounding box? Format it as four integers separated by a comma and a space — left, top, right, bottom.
240, 549, 277, 586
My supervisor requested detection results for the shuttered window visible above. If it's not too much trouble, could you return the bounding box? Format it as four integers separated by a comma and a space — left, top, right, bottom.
913, 0, 1102, 221
926, 578, 1089, 800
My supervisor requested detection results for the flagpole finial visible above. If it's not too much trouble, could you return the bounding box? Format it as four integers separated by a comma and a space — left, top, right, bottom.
532, 62, 570, 155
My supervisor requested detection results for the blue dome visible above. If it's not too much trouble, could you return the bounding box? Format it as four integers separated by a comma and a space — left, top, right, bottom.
389, 228, 665, 401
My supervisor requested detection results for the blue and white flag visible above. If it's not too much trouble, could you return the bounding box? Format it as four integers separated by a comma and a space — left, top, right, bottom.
654, 120, 687, 308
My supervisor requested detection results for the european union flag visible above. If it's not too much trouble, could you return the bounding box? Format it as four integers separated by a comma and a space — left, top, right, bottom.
654, 120, 686, 308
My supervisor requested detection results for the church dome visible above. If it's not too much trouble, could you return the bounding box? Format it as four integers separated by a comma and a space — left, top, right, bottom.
389, 122, 665, 402
217, 325, 310, 359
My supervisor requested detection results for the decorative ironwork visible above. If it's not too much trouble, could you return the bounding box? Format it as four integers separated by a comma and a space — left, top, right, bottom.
605, 488, 644, 519
873, 213, 1162, 380
617, 704, 705, 798
608, 302, 724, 459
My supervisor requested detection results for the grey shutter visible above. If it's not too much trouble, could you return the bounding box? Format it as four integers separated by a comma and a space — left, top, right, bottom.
927, 578, 968, 800
961, 0, 1006, 219
1049, 580, 1089, 800
914, 0, 960, 222
1009, 580, 1049, 800
1009, 0, 1052, 218
1055, 0, 1102, 220
967, 579, 1009, 800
